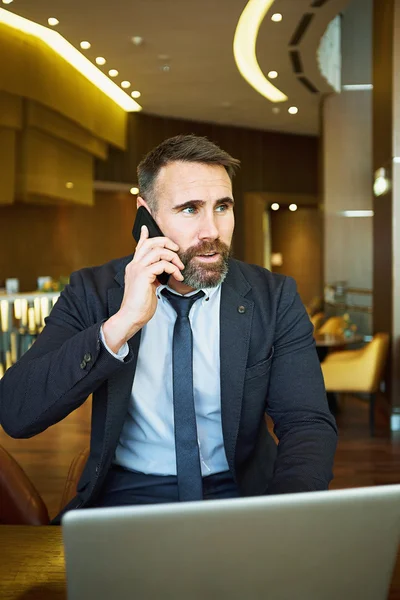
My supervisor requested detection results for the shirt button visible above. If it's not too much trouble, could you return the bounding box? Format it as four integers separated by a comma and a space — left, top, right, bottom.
84, 353, 92, 362
238, 305, 246, 314
80, 360, 87, 370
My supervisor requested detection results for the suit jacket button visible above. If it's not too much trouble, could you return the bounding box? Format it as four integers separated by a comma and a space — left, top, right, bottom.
80, 360, 87, 369
238, 305, 246, 314
84, 353, 92, 362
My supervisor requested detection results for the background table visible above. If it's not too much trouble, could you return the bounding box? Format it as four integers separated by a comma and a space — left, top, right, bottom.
0, 525, 400, 599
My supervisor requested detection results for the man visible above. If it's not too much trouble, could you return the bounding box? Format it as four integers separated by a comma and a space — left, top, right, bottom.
0, 135, 337, 523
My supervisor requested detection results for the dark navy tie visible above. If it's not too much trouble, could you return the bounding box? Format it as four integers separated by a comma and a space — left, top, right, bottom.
162, 288, 205, 501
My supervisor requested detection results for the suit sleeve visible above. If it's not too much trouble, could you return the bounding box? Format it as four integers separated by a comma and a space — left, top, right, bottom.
0, 271, 134, 439
265, 276, 338, 494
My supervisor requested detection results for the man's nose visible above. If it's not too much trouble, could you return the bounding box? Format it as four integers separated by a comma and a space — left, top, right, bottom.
198, 214, 219, 240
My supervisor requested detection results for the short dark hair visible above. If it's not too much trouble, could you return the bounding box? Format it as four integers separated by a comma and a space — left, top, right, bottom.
137, 134, 240, 212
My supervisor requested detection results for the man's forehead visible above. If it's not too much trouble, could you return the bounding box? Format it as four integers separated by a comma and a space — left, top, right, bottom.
158, 161, 231, 187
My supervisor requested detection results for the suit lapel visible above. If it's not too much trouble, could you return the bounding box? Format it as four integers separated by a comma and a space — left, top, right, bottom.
220, 261, 253, 475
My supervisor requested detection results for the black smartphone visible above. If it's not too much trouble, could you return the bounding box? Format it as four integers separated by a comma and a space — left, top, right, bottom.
132, 206, 171, 285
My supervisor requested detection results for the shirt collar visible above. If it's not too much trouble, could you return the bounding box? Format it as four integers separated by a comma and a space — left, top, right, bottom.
156, 282, 220, 303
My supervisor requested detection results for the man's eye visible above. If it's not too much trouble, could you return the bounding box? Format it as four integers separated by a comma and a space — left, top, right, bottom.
216, 204, 229, 212
182, 206, 197, 214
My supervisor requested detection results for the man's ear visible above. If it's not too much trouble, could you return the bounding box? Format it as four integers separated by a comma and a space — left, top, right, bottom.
136, 196, 148, 210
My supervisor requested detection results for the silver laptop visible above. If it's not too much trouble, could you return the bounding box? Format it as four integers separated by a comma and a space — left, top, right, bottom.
62, 484, 400, 600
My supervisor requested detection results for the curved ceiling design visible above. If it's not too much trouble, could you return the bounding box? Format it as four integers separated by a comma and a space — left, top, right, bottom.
233, 0, 288, 103
1, 0, 352, 135
0, 7, 141, 112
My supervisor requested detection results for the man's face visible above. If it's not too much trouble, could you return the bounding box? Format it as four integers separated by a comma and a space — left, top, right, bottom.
139, 161, 235, 289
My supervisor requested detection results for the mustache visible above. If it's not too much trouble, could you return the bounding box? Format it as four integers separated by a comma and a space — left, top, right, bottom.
179, 240, 231, 263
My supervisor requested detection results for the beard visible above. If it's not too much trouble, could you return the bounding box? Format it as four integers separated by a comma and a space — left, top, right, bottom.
178, 240, 232, 289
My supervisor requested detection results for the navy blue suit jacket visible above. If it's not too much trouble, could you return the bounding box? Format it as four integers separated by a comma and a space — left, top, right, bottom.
0, 257, 337, 522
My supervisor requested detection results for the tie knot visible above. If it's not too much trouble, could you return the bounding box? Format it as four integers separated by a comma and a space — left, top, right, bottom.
162, 289, 205, 318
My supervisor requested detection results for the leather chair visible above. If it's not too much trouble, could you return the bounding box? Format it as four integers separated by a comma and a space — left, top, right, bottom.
0, 444, 50, 525
60, 448, 89, 511
317, 316, 347, 336
321, 333, 390, 435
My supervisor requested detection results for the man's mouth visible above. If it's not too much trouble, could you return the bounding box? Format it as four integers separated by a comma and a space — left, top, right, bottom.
196, 252, 220, 262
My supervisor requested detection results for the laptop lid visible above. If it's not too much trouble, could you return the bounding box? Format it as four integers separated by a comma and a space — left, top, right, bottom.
62, 484, 400, 600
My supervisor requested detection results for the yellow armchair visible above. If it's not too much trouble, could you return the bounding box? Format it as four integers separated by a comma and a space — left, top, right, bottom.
310, 312, 325, 332
318, 316, 347, 336
321, 333, 389, 435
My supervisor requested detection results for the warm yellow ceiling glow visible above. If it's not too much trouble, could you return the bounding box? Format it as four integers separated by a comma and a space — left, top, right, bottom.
108, 69, 119, 77
47, 17, 59, 27
80, 41, 91, 50
121, 81, 131, 89
131, 90, 141, 99
289, 204, 298, 212
271, 203, 280, 211
288, 106, 298, 114
233, 0, 288, 103
130, 187, 140, 195
271, 13, 283, 22
95, 56, 106, 66
0, 8, 141, 112
268, 70, 278, 79
65, 182, 74, 189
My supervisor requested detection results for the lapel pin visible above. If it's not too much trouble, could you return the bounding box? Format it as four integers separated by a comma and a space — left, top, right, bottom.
238, 306, 246, 314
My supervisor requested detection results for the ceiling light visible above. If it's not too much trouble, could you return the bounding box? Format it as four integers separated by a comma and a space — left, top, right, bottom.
342, 84, 373, 91
65, 182, 74, 189
131, 36, 143, 46
158, 54, 170, 61
272, 107, 280, 114
160, 64, 171, 72
80, 41, 91, 50
288, 106, 299, 115
271, 203, 280, 211
0, 9, 141, 112
233, 0, 288, 103
289, 204, 298, 212
271, 13, 283, 22
268, 70, 278, 79
2, 0, 14, 4
121, 81, 131, 89
339, 210, 374, 217
131, 90, 141, 99
47, 17, 59, 27
108, 69, 119, 77
95, 56, 106, 66
130, 187, 139, 195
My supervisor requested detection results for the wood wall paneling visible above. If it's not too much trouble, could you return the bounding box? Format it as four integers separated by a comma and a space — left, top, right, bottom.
0, 193, 137, 291
0, 128, 16, 206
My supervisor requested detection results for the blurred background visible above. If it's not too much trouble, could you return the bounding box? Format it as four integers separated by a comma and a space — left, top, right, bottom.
0, 0, 400, 523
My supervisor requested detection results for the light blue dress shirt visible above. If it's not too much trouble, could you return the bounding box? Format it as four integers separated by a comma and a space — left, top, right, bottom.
100, 283, 229, 477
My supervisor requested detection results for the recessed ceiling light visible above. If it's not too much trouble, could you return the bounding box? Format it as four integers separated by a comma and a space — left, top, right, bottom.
2, 0, 14, 4
268, 71, 278, 79
271, 13, 283, 22
271, 203, 280, 211
108, 69, 119, 78
95, 56, 106, 66
80, 41, 91, 50
272, 107, 280, 114
131, 90, 141, 99
289, 204, 298, 212
157, 54, 170, 61
130, 187, 140, 195
131, 36, 143, 46
160, 64, 171, 73
121, 81, 131, 89
288, 106, 298, 115
47, 17, 59, 27
65, 182, 74, 189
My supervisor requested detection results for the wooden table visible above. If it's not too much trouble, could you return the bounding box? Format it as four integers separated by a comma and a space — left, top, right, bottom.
1, 525, 400, 599
314, 333, 364, 348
